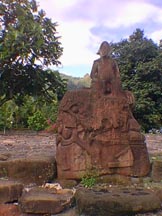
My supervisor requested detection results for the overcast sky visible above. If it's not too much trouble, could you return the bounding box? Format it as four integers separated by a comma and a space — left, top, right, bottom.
38, 0, 162, 77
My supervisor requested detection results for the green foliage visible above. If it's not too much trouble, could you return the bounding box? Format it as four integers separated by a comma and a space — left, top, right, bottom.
112, 29, 162, 131
0, 95, 59, 131
81, 169, 99, 188
0, 0, 66, 105
0, 0, 62, 66
0, 99, 17, 129
81, 175, 97, 188
27, 110, 47, 131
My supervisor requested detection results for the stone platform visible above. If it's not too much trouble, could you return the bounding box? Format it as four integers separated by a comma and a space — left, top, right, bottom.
0, 132, 162, 215
56, 89, 150, 180
0, 131, 56, 185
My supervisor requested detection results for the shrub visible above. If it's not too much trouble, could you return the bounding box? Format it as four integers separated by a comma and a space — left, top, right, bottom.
0, 95, 59, 131
81, 176, 97, 188
27, 111, 47, 131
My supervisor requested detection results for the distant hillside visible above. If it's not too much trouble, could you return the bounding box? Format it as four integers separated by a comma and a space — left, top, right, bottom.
60, 73, 91, 90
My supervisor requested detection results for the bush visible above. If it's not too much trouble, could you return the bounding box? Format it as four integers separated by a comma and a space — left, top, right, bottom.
81, 176, 97, 188
0, 99, 18, 130
27, 111, 47, 131
0, 95, 59, 131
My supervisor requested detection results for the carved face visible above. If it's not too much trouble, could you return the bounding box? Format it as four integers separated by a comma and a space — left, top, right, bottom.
97, 41, 111, 57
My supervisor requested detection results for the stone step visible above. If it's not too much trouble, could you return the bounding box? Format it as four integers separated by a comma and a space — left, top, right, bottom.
0, 179, 162, 216
0, 179, 23, 203
0, 133, 161, 215
0, 156, 56, 185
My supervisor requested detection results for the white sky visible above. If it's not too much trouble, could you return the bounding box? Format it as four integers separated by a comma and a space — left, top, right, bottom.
38, 0, 162, 77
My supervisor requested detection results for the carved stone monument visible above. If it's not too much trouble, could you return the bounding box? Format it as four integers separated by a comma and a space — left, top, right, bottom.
56, 41, 150, 179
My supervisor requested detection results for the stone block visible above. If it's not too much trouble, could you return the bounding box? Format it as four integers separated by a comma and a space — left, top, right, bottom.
152, 160, 162, 182
0, 156, 56, 185
20, 187, 75, 214
75, 187, 161, 216
0, 180, 23, 203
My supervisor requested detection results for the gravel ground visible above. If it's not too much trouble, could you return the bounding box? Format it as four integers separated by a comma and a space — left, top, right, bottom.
0, 131, 56, 159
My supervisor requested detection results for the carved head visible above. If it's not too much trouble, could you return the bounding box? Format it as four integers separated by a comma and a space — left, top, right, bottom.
97, 41, 111, 57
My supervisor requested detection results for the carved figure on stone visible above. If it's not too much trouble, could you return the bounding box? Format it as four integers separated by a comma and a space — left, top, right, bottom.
56, 41, 150, 180
90, 41, 122, 95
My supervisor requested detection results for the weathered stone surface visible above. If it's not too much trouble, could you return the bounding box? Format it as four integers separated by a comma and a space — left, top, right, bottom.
75, 187, 161, 216
53, 207, 78, 216
0, 156, 56, 185
0, 180, 23, 203
0, 204, 21, 216
145, 134, 162, 155
56, 41, 150, 180
156, 189, 162, 202
152, 160, 162, 182
56, 179, 78, 188
20, 187, 75, 214
97, 174, 132, 185
21, 213, 45, 216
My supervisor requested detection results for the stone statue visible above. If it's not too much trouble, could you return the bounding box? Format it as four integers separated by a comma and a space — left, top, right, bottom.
90, 41, 122, 95
56, 41, 150, 180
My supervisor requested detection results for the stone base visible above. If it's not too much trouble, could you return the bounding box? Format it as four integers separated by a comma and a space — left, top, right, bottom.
56, 89, 150, 180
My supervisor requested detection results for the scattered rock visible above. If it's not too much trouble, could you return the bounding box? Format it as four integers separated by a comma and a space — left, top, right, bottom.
0, 179, 23, 203
20, 186, 75, 214
0, 153, 11, 161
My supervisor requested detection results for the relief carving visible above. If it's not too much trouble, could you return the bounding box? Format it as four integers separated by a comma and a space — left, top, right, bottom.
56, 41, 150, 179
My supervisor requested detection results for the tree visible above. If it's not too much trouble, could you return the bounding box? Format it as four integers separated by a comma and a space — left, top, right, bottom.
112, 29, 162, 131
0, 0, 66, 105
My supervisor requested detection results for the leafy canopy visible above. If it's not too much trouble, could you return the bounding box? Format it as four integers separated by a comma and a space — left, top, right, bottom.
0, 0, 66, 105
112, 29, 162, 131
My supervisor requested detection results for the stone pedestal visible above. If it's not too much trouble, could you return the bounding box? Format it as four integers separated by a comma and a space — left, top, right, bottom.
56, 88, 150, 179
